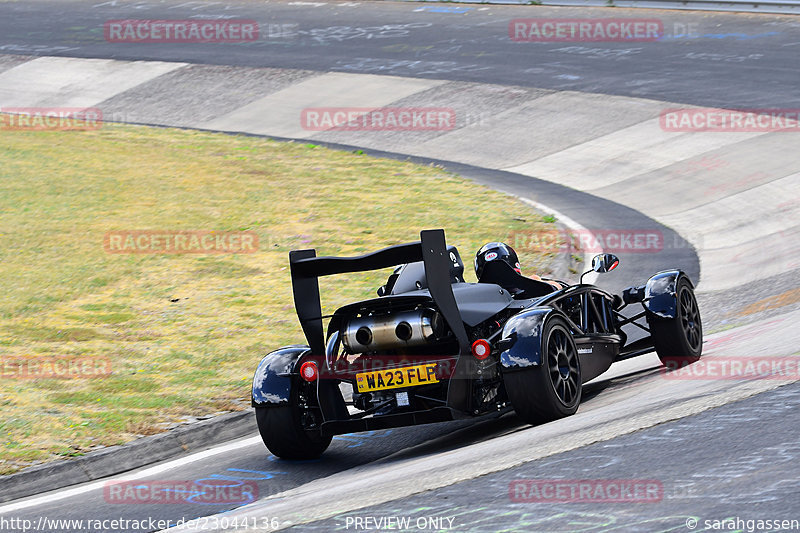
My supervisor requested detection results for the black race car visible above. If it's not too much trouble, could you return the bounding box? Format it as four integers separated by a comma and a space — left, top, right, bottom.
252, 229, 702, 459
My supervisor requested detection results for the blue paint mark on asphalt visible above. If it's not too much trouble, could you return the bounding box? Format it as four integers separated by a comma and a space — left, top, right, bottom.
413, 5, 474, 13
660, 31, 779, 41
218, 468, 287, 480
332, 435, 364, 448
267, 454, 322, 463
333, 429, 394, 448
158, 468, 287, 505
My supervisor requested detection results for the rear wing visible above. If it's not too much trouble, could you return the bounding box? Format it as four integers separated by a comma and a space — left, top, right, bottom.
289, 229, 469, 356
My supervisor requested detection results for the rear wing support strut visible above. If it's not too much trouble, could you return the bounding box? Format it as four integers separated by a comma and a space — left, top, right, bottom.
288, 229, 470, 357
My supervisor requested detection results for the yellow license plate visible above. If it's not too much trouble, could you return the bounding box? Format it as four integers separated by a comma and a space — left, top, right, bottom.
355, 363, 439, 393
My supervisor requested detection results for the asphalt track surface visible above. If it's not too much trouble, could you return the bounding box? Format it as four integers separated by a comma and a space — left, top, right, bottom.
0, 1, 799, 532
1, 0, 799, 109
296, 381, 800, 532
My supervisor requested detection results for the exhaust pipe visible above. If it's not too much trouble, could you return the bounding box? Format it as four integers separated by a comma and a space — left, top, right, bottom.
342, 309, 445, 353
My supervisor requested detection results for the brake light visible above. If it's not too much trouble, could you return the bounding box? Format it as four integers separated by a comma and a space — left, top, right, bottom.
471, 339, 492, 360
300, 361, 319, 382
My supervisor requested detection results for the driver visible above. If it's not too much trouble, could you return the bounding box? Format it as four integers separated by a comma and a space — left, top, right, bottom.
474, 242, 563, 290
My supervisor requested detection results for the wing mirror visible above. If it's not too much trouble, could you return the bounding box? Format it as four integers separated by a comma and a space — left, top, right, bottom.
592, 253, 620, 273
580, 254, 620, 284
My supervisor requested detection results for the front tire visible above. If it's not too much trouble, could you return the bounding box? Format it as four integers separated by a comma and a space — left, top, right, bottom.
255, 381, 332, 460
505, 316, 582, 425
648, 277, 703, 368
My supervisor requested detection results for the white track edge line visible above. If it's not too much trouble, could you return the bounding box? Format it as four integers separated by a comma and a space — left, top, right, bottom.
0, 436, 262, 513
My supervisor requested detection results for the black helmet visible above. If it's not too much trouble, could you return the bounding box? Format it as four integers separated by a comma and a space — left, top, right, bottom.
475, 242, 521, 280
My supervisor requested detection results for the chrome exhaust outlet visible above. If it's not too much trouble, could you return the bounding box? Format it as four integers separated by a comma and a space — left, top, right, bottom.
342, 309, 444, 353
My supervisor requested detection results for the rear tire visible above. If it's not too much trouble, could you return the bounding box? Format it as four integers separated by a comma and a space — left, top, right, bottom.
648, 277, 703, 368
255, 381, 332, 460
505, 316, 582, 425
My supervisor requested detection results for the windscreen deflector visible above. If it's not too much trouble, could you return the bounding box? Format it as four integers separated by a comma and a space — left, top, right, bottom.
288, 229, 470, 357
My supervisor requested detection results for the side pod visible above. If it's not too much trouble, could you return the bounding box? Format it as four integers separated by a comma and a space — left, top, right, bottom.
252, 345, 309, 407
644, 270, 692, 319
498, 307, 556, 371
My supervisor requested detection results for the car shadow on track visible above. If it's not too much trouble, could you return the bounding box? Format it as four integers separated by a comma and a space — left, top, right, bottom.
359, 365, 660, 466
242, 364, 662, 503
